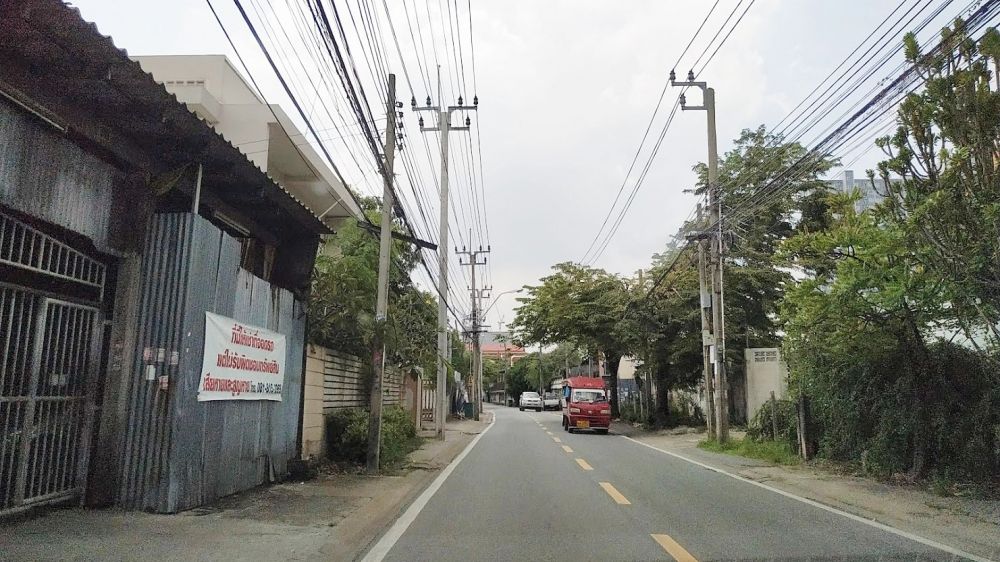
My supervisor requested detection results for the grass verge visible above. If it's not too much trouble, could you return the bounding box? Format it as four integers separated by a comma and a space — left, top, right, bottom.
698, 437, 802, 466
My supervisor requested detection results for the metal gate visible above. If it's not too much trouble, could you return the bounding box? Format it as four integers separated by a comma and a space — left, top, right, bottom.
0, 213, 105, 515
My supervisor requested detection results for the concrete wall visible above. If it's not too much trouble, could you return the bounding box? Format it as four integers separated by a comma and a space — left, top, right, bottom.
744, 348, 789, 419
301, 350, 326, 459
300, 345, 415, 460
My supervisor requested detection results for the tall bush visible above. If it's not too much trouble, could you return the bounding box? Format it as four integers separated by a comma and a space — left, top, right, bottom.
324, 406, 420, 469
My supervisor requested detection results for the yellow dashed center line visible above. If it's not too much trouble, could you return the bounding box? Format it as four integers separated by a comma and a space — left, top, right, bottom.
651, 534, 698, 562
575, 458, 593, 471
552, 437, 561, 443
561, 445, 573, 453
598, 482, 631, 505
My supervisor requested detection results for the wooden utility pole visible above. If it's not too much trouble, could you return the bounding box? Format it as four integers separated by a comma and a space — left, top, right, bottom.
366, 74, 399, 474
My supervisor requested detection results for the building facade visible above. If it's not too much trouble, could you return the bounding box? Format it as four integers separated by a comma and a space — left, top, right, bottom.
476, 331, 528, 364
826, 169, 900, 212
133, 54, 363, 229
1, 1, 329, 515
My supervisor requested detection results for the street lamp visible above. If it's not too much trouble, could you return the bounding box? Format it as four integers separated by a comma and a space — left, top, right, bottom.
477, 288, 521, 407
481, 288, 523, 319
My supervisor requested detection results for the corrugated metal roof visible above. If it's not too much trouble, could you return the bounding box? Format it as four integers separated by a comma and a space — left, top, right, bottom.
0, 0, 331, 237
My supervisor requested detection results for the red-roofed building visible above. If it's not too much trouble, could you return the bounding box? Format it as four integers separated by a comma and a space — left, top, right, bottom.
474, 331, 528, 365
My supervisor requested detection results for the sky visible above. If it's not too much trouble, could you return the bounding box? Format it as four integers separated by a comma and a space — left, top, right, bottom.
69, 0, 960, 330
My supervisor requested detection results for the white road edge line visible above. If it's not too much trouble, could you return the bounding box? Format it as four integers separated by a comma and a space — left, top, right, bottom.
361, 415, 497, 562
621, 436, 994, 562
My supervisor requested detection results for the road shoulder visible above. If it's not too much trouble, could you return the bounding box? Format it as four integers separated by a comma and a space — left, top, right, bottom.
0, 415, 493, 562
623, 427, 1000, 561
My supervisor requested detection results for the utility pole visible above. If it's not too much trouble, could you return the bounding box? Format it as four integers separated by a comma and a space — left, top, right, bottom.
690, 203, 714, 438
367, 74, 400, 473
538, 343, 544, 394
476, 286, 490, 415
457, 240, 489, 420
638, 270, 654, 423
414, 66, 478, 438
673, 70, 728, 442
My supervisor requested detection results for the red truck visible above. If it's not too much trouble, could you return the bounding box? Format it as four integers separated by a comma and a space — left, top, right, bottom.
560, 376, 611, 434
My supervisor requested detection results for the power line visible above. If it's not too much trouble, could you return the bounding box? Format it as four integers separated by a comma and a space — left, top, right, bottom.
688, 0, 745, 72
672, 0, 721, 70
695, 0, 756, 76
580, 0, 755, 265
712, 0, 991, 233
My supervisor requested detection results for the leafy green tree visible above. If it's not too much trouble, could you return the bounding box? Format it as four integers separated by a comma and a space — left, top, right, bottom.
621, 248, 705, 427
777, 23, 1000, 483
874, 23, 1000, 345
511, 263, 631, 416
308, 198, 437, 376
482, 356, 504, 389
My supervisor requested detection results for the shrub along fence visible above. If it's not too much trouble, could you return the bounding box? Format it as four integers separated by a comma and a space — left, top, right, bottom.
301, 345, 421, 459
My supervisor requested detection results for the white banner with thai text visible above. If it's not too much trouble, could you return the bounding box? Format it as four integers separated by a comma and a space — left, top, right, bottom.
198, 311, 285, 401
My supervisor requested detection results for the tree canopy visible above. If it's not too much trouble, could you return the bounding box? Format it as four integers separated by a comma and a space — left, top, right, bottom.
308, 198, 438, 376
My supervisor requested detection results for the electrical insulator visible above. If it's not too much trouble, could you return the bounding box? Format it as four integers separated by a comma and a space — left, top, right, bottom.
687, 70, 695, 81
418, 116, 424, 127
465, 116, 471, 126
458, 95, 464, 105
679, 93, 686, 106
411, 96, 417, 108
425, 96, 432, 106
669, 69, 676, 81
398, 111, 403, 118
473, 95, 478, 106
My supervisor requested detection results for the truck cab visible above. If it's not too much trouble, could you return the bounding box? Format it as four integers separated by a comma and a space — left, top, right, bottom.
561, 376, 611, 434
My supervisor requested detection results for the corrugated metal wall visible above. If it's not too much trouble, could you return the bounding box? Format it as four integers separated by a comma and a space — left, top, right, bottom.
118, 213, 305, 513
0, 98, 117, 254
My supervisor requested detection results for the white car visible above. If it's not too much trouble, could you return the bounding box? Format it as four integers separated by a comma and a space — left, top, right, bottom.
519, 391, 543, 412
543, 393, 561, 411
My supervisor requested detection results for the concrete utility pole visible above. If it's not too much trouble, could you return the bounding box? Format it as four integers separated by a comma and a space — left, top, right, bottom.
673, 70, 729, 442
476, 287, 490, 414
457, 240, 489, 420
414, 66, 478, 438
538, 343, 544, 394
367, 74, 400, 473
693, 203, 714, 438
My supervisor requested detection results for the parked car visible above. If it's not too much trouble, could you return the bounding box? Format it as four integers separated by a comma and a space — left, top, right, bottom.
519, 391, 543, 412
542, 392, 561, 411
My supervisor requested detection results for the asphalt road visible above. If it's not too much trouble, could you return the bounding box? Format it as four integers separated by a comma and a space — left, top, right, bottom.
376, 405, 966, 562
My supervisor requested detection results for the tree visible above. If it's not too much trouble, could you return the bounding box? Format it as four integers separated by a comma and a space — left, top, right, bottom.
874, 23, 1000, 344
776, 22, 1000, 483
691, 127, 837, 422
511, 263, 631, 416
620, 249, 705, 427
309, 198, 437, 376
